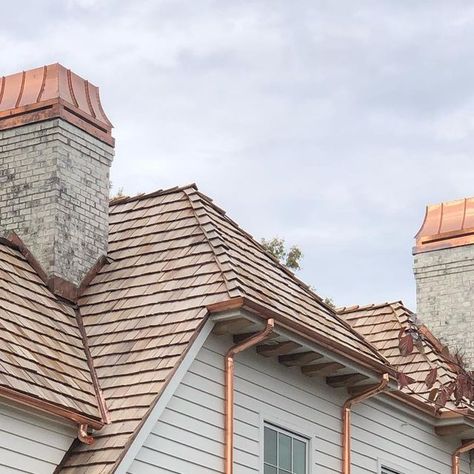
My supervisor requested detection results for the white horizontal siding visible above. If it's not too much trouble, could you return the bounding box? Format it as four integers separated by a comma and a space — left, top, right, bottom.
129, 334, 469, 474
0, 401, 75, 474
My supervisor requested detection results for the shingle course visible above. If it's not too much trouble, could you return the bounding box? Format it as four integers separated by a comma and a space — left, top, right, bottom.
0, 243, 101, 420
62, 184, 386, 471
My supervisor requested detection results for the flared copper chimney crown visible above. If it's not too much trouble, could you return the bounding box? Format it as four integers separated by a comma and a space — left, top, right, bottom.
0, 63, 113, 145
414, 197, 474, 254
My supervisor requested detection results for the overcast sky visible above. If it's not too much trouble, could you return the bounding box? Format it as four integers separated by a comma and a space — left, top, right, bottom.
2, 1, 474, 309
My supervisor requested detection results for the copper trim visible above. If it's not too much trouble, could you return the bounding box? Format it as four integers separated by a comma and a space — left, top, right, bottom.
95, 86, 112, 127
208, 297, 397, 378
0, 64, 113, 145
390, 389, 474, 421
225, 318, 275, 474
78, 423, 94, 445
0, 385, 103, 430
84, 81, 96, 118
36, 65, 47, 103
452, 439, 474, 474
461, 198, 467, 230
342, 373, 389, 474
6, 232, 49, 284
438, 202, 444, 234
74, 307, 111, 424
15, 71, 26, 108
414, 197, 474, 254
78, 254, 109, 297
0, 76, 5, 104
66, 69, 79, 108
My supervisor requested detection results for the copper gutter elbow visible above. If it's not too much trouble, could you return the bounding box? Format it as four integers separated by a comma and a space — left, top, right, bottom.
452, 439, 474, 474
342, 373, 389, 474
78, 423, 94, 445
224, 318, 275, 474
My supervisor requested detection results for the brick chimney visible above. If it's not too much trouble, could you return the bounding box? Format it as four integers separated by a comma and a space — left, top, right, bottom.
0, 64, 114, 294
413, 198, 474, 367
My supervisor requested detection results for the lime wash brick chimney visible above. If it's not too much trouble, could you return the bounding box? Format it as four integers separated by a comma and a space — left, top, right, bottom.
0, 64, 114, 292
413, 197, 474, 368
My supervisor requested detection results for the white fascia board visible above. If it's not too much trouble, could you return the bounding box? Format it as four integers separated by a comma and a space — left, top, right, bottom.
114, 317, 215, 474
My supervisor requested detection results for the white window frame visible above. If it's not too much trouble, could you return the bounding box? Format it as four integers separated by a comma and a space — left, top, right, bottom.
378, 458, 411, 474
262, 421, 310, 474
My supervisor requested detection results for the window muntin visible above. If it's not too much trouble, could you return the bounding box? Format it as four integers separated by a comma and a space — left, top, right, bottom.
264, 424, 308, 474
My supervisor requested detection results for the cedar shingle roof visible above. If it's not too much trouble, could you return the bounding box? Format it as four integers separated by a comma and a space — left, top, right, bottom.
339, 301, 459, 409
1, 179, 471, 471
60, 184, 387, 472
0, 242, 101, 422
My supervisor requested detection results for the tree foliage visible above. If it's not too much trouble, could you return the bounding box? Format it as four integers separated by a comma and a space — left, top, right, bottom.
261, 237, 303, 271
261, 237, 336, 310
397, 316, 474, 411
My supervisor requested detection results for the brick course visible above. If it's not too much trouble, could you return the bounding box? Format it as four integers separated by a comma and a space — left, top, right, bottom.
0, 119, 113, 286
414, 245, 474, 367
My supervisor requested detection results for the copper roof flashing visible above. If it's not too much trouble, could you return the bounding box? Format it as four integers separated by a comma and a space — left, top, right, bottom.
414, 197, 474, 254
0, 64, 114, 146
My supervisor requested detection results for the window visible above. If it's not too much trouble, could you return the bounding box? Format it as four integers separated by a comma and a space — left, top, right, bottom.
381, 467, 403, 474
264, 424, 308, 474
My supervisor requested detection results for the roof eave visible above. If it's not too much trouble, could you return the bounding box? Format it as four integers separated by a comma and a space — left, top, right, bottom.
208, 296, 398, 381
0, 385, 104, 430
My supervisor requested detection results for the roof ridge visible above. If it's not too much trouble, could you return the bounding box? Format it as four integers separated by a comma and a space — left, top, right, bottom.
109, 183, 198, 206
182, 187, 239, 301
338, 300, 405, 314
193, 189, 329, 305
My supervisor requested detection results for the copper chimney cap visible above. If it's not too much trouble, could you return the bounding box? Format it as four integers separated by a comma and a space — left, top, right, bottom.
414, 197, 474, 254
0, 63, 113, 146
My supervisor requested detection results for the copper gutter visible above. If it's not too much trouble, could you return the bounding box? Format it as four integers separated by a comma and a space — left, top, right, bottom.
208, 297, 396, 379
452, 439, 474, 474
225, 318, 275, 474
342, 373, 389, 474
0, 385, 103, 430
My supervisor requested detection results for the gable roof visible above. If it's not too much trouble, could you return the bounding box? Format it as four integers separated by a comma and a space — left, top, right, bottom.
60, 184, 388, 472
339, 301, 463, 412
0, 240, 102, 425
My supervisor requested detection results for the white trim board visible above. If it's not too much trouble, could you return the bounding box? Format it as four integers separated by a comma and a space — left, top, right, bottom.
114, 318, 215, 474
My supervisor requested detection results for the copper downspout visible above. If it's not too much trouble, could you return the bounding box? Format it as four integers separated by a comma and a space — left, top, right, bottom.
225, 318, 275, 474
342, 373, 390, 474
452, 439, 474, 474
78, 423, 94, 445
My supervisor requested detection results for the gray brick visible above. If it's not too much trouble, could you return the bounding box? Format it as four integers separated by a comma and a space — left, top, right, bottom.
414, 245, 474, 368
0, 119, 114, 286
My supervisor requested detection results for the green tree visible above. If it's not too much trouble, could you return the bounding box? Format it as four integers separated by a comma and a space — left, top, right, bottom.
260, 237, 303, 271
261, 236, 336, 310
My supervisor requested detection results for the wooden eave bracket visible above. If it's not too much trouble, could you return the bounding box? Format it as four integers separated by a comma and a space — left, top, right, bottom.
209, 302, 396, 394
208, 297, 396, 379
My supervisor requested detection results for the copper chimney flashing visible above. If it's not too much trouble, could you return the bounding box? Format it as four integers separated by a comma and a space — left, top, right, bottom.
0, 63, 113, 145
414, 197, 474, 254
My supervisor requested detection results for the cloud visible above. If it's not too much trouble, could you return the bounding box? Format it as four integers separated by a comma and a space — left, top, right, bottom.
2, 0, 474, 308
